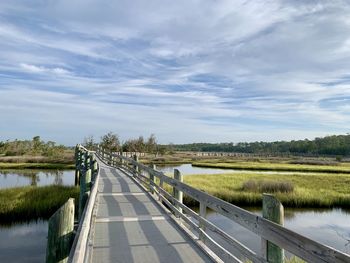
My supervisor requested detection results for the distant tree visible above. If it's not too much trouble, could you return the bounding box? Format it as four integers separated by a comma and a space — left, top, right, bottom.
83, 135, 96, 150
100, 132, 120, 151
157, 145, 167, 155
135, 136, 145, 152
146, 134, 157, 155
32, 136, 43, 154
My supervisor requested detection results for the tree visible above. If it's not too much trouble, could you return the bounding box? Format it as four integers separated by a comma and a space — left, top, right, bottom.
100, 132, 120, 151
32, 136, 43, 154
146, 134, 157, 155
83, 135, 96, 150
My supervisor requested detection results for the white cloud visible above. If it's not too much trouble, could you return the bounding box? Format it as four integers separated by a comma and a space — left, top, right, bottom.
0, 0, 350, 144
19, 63, 69, 75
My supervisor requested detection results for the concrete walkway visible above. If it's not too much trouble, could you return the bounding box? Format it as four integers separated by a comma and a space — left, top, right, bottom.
90, 163, 213, 263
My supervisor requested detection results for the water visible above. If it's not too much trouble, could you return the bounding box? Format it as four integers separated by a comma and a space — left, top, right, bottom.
0, 169, 74, 262
0, 169, 75, 189
156, 163, 319, 176
0, 221, 47, 263
204, 208, 350, 258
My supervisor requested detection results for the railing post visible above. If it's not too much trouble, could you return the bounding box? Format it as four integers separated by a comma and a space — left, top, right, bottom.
133, 154, 139, 177
101, 147, 105, 160
149, 164, 156, 194
109, 149, 112, 165
173, 169, 183, 215
74, 145, 80, 186
199, 201, 207, 242
79, 151, 92, 219
261, 194, 284, 263
46, 198, 75, 263
158, 177, 163, 201
91, 153, 98, 182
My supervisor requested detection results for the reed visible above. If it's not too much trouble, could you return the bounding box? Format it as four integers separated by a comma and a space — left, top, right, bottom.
0, 185, 79, 224
183, 172, 350, 208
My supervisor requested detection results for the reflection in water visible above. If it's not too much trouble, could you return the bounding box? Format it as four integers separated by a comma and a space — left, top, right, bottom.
0, 221, 47, 263
0, 170, 74, 189
156, 163, 323, 176
204, 208, 350, 258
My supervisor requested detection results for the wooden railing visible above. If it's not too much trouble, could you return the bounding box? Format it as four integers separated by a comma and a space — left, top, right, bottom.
97, 146, 350, 263
46, 145, 99, 263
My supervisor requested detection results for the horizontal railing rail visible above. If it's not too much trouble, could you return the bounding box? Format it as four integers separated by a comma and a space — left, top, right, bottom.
96, 146, 350, 263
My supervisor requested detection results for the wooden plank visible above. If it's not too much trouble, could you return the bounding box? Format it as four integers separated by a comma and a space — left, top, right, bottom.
46, 198, 75, 263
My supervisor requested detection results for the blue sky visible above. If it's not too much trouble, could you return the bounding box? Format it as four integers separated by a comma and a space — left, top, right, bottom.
0, 1, 350, 145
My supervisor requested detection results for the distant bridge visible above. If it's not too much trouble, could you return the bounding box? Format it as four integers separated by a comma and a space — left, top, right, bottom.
46, 145, 350, 263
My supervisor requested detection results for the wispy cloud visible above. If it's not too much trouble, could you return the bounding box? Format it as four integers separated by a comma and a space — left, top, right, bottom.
0, 0, 350, 144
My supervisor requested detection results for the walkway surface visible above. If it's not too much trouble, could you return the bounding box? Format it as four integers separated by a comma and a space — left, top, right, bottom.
90, 163, 213, 263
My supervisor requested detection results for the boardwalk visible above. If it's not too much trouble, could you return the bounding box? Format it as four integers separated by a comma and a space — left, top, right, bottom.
90, 162, 213, 263
57, 145, 350, 263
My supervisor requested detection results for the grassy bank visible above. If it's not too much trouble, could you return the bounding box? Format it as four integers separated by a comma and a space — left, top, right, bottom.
0, 163, 75, 170
0, 185, 79, 224
183, 172, 350, 208
192, 161, 350, 174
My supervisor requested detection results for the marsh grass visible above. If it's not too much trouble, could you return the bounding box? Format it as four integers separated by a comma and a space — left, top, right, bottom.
242, 179, 294, 193
183, 172, 350, 208
192, 161, 350, 174
0, 185, 79, 224
0, 163, 75, 169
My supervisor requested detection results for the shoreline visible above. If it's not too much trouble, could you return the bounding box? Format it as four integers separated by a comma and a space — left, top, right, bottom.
0, 163, 75, 170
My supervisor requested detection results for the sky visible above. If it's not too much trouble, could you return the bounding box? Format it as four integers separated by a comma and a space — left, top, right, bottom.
0, 0, 350, 145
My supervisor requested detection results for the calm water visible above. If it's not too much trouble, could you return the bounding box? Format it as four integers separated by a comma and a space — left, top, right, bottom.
0, 169, 75, 189
205, 208, 350, 258
156, 163, 319, 176
0, 169, 75, 262
0, 221, 47, 263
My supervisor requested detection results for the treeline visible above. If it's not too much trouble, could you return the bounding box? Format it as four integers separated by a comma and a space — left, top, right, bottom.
83, 132, 166, 155
0, 136, 67, 157
170, 134, 350, 156
0, 133, 165, 157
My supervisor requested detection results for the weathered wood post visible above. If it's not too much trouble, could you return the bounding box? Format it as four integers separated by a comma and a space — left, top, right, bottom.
109, 149, 113, 165
262, 194, 285, 263
199, 201, 207, 242
74, 145, 80, 186
149, 164, 156, 194
133, 154, 139, 177
101, 147, 105, 160
46, 198, 75, 263
90, 153, 98, 182
79, 152, 92, 219
173, 169, 183, 215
